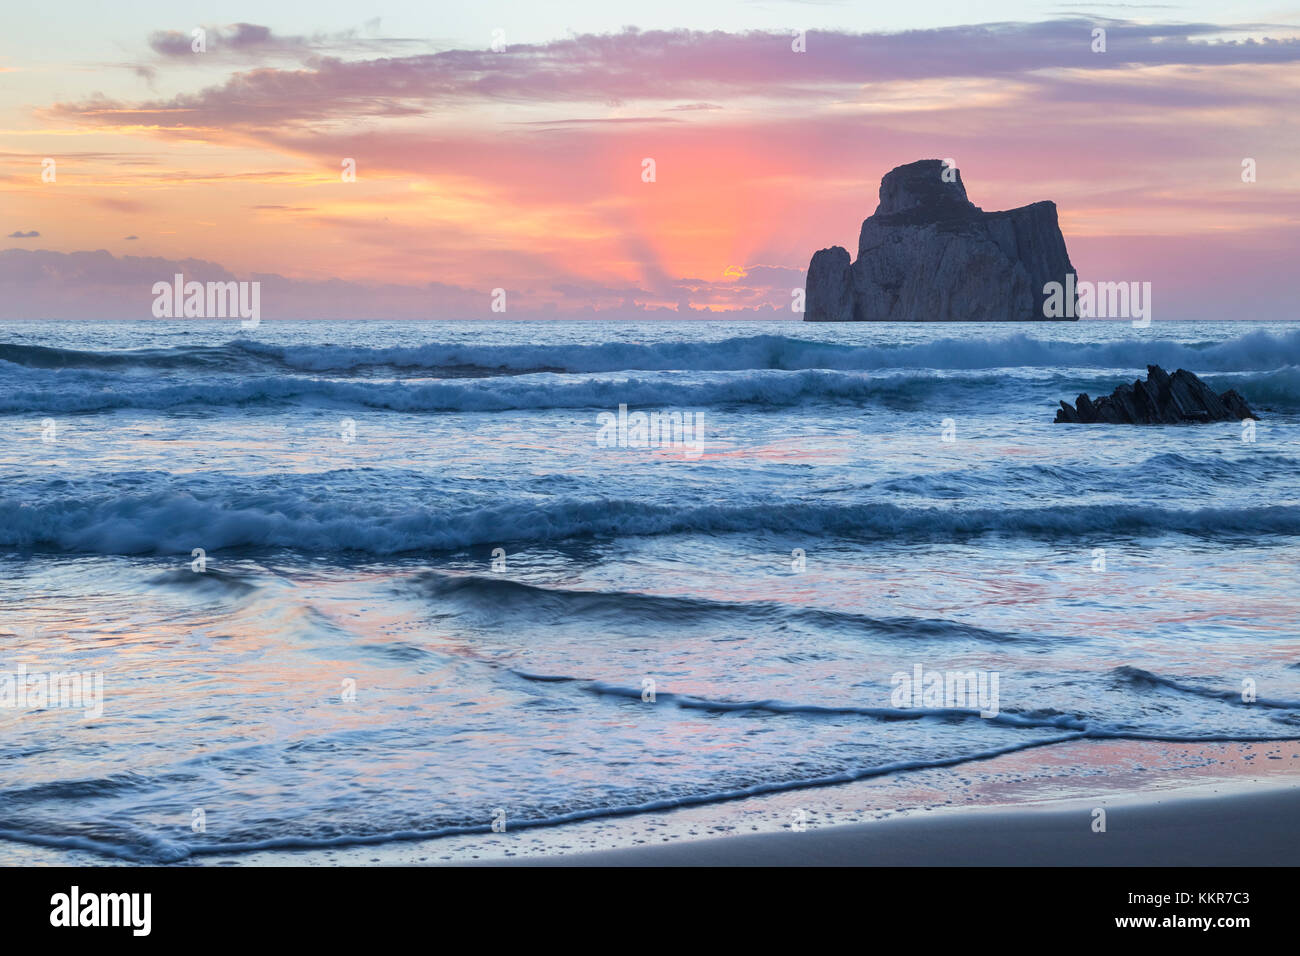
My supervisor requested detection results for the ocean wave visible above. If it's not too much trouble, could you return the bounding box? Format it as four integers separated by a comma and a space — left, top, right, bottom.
3, 666, 1295, 863
145, 567, 259, 595
1206, 366, 1300, 411
0, 341, 253, 372
411, 571, 1056, 644
3, 493, 1298, 555
512, 670, 1090, 729
1113, 666, 1300, 709
4, 328, 1300, 378
510, 669, 1300, 737
1, 364, 1297, 414
213, 328, 1300, 374
0, 732, 1088, 863
873, 452, 1299, 498
0, 368, 1007, 414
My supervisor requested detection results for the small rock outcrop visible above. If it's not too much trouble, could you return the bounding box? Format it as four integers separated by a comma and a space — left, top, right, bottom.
1055, 365, 1256, 424
804, 159, 1077, 322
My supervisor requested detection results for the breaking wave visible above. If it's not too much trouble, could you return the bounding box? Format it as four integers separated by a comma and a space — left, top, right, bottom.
3, 328, 1300, 377
1, 365, 1297, 414
3, 493, 1299, 555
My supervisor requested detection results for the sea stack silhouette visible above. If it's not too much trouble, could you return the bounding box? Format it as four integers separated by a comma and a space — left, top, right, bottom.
804, 160, 1077, 322
1055, 365, 1256, 425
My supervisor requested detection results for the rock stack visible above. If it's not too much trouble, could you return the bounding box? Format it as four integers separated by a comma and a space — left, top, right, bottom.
804, 159, 1077, 322
1054, 365, 1256, 424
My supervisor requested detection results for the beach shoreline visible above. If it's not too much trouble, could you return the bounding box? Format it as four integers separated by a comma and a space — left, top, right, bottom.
446, 737, 1299, 868
476, 737, 1300, 867
500, 779, 1300, 866
1, 733, 1296, 867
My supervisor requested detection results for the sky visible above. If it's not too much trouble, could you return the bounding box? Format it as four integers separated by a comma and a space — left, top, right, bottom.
1, 1, 1298, 319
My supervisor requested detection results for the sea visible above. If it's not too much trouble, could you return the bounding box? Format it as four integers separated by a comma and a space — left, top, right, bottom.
1, 318, 1298, 863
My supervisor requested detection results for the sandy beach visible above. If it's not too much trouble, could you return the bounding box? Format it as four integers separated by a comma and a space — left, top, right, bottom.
506, 782, 1300, 866
420, 738, 1300, 868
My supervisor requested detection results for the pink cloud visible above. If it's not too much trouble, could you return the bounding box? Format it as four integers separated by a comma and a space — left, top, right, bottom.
50, 22, 1300, 129
15, 19, 1299, 318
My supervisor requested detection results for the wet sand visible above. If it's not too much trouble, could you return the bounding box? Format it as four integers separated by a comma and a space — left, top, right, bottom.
502, 780, 1300, 866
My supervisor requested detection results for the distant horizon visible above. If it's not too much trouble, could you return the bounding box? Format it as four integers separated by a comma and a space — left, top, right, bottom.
6, 315, 1300, 323
3, 8, 1298, 321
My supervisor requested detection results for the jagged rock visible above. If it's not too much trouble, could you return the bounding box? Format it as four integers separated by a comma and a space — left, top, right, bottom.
804, 159, 1077, 322
1055, 366, 1257, 424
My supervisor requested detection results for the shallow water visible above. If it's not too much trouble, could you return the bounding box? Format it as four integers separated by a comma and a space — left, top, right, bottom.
1, 318, 1298, 862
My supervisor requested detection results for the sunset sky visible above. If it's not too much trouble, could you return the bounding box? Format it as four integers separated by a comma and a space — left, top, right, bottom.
2, 1, 1298, 319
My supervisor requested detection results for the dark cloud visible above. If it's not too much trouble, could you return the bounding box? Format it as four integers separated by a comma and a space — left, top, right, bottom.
7, 230, 39, 238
